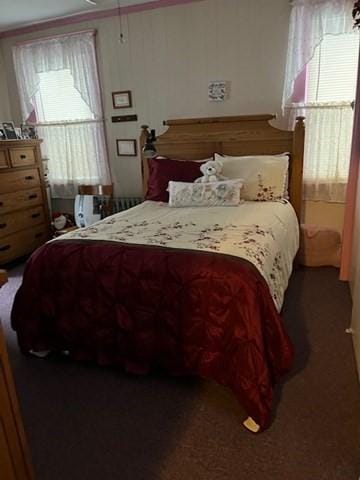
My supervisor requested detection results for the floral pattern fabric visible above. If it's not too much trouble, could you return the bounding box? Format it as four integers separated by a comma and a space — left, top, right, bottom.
58, 200, 299, 311
168, 179, 242, 207
214, 153, 289, 201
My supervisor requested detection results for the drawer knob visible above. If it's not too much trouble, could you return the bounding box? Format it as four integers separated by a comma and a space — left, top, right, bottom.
35, 232, 43, 239
0, 245, 10, 252
20, 154, 27, 159
0, 202, 3, 207
28, 194, 37, 200
25, 175, 34, 180
31, 213, 40, 219
0, 223, 6, 229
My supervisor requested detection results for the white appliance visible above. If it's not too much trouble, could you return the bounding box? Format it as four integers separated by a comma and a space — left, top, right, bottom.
74, 195, 102, 228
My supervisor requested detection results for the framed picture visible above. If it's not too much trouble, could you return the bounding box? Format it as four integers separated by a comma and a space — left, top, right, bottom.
112, 90, 132, 109
116, 139, 137, 156
0, 128, 5, 140
21, 124, 37, 139
2, 122, 17, 139
208, 81, 229, 102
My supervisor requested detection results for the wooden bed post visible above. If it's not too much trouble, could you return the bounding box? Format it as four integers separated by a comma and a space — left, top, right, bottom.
291, 116, 305, 222
140, 125, 150, 199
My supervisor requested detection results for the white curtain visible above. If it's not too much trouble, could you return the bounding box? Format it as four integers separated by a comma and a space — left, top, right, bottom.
283, 0, 356, 202
38, 122, 109, 198
13, 31, 111, 198
290, 102, 354, 202
282, 0, 354, 108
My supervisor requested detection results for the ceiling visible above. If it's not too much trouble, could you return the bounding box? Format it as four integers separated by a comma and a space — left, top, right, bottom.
0, 0, 156, 32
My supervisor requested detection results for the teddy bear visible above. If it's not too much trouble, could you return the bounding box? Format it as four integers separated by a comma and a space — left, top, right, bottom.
195, 159, 227, 183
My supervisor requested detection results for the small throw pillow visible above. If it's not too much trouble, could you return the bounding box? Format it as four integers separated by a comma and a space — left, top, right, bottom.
168, 179, 242, 207
215, 153, 289, 201
145, 157, 207, 202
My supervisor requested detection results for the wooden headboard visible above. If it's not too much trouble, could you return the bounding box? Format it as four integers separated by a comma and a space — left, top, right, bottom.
140, 114, 305, 220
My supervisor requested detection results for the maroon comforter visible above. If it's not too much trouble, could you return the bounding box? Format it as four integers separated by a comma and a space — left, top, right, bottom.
11, 239, 293, 430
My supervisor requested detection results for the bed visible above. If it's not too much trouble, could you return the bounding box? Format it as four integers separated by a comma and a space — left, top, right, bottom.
11, 114, 305, 432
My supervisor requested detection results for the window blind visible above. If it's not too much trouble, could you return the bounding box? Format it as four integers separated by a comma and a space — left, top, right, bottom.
35, 69, 94, 123
306, 32, 359, 103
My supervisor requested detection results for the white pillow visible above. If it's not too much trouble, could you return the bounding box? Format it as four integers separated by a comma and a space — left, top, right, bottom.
168, 179, 243, 207
215, 153, 289, 201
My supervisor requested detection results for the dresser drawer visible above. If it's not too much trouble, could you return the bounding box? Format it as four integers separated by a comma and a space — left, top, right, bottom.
0, 225, 48, 264
0, 169, 40, 194
9, 148, 36, 167
0, 207, 45, 238
0, 188, 42, 215
0, 150, 9, 169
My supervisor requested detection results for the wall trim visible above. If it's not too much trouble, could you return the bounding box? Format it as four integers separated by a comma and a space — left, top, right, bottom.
0, 0, 206, 39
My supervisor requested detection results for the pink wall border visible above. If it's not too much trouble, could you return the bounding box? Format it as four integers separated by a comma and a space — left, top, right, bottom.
0, 0, 205, 39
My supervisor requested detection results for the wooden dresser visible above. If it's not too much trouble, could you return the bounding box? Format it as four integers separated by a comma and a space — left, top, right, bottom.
0, 140, 50, 265
0, 270, 35, 479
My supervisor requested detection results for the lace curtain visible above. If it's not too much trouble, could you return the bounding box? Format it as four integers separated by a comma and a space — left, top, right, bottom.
283, 0, 356, 202
282, 0, 354, 108
13, 31, 111, 198
290, 102, 354, 202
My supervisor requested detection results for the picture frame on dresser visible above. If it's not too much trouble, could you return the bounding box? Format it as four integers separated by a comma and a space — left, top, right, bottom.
2, 122, 17, 140
21, 124, 37, 140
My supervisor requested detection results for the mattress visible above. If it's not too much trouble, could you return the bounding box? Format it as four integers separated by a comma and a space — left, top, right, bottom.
59, 199, 299, 311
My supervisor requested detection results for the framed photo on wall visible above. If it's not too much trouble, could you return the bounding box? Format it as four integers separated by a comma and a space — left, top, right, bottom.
112, 90, 132, 109
208, 81, 229, 102
116, 139, 137, 157
2, 122, 17, 139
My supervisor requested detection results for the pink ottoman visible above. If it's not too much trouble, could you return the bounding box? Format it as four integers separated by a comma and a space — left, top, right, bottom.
298, 224, 341, 267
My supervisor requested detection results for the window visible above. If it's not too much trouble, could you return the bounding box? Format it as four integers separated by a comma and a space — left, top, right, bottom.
35, 70, 94, 122
301, 32, 359, 202
306, 33, 359, 103
13, 31, 111, 198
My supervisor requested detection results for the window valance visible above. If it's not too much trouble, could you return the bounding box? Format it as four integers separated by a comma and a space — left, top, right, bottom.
282, 0, 354, 107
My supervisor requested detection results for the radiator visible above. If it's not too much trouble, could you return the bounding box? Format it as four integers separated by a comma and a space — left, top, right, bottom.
113, 196, 143, 213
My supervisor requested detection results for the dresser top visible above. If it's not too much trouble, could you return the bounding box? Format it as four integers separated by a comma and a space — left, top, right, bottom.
0, 139, 42, 147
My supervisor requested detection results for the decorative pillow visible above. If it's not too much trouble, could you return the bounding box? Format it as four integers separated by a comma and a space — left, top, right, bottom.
168, 179, 243, 207
214, 153, 289, 201
145, 157, 207, 202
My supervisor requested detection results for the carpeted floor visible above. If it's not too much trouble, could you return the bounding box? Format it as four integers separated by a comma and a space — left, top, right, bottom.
1, 264, 360, 480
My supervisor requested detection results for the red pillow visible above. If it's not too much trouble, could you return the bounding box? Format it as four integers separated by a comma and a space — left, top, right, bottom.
145, 157, 205, 202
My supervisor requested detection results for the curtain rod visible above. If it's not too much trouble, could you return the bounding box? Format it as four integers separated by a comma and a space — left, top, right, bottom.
36, 118, 104, 127
16, 29, 97, 46
285, 102, 352, 110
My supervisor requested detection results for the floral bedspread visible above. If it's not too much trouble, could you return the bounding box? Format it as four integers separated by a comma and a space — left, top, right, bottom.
62, 200, 299, 311
12, 200, 298, 429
